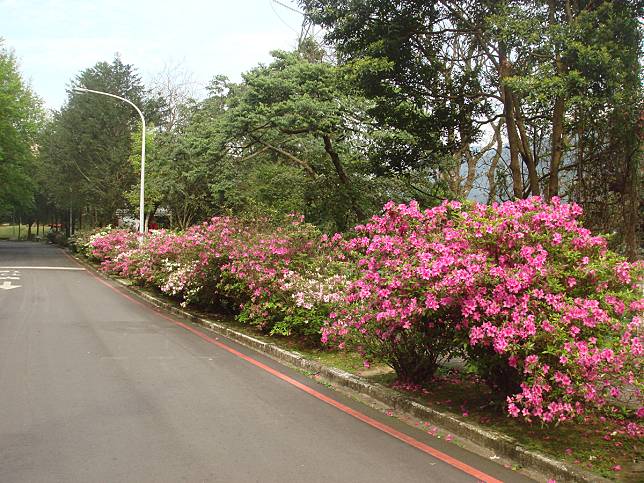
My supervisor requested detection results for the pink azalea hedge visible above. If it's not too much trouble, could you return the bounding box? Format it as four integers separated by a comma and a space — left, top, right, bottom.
328, 197, 642, 424
83, 215, 348, 339
81, 198, 643, 425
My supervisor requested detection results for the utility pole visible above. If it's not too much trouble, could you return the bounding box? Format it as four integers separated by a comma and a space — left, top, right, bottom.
69, 187, 73, 237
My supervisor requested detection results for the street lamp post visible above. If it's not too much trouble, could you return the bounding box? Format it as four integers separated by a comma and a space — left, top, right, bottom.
73, 87, 146, 234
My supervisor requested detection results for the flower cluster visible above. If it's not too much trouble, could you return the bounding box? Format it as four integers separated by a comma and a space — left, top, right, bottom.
324, 197, 643, 423
82, 227, 139, 269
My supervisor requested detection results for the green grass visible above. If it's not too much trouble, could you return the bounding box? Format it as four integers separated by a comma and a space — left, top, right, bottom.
298, 348, 367, 373
0, 224, 30, 240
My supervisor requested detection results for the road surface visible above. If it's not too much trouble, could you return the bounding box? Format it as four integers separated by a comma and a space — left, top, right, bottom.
0, 241, 533, 482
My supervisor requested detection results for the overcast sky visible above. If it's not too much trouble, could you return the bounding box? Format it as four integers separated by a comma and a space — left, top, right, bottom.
1, 0, 306, 110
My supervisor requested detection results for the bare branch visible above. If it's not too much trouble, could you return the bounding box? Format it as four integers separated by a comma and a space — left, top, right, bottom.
251, 137, 317, 178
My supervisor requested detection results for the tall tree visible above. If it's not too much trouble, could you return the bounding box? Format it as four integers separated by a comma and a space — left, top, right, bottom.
40, 56, 152, 225
303, 0, 642, 255
200, 49, 374, 230
0, 40, 43, 220
300, 0, 493, 196
127, 116, 216, 231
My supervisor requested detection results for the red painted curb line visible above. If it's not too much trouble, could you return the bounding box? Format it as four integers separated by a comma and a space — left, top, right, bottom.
64, 251, 503, 483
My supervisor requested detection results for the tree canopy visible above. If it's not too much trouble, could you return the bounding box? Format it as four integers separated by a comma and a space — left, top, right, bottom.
1, 2, 641, 255
301, 0, 642, 256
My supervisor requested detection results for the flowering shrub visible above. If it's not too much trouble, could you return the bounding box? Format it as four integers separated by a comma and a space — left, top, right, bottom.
98, 218, 245, 309
86, 215, 348, 343
83, 197, 642, 424
323, 197, 643, 423
226, 216, 349, 339
84, 227, 139, 268
322, 200, 466, 382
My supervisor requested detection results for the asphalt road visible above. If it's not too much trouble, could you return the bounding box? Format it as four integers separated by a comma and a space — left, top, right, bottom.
0, 241, 534, 483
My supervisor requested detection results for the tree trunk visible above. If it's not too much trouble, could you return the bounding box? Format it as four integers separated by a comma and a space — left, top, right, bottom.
548, 95, 566, 199
499, 46, 523, 199
322, 134, 366, 220
487, 120, 504, 203
513, 96, 540, 196
462, 151, 477, 198
144, 205, 157, 232
547, 1, 566, 200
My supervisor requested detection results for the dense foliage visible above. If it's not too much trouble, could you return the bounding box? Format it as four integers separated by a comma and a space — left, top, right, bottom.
5, 2, 641, 254
37, 56, 158, 227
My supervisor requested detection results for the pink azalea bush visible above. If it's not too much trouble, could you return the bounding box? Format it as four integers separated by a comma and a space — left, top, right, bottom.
223, 215, 350, 339
84, 215, 349, 342
82, 226, 139, 270
324, 197, 642, 423
136, 220, 244, 305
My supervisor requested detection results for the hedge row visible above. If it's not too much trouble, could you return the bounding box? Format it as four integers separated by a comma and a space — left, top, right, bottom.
77, 198, 643, 428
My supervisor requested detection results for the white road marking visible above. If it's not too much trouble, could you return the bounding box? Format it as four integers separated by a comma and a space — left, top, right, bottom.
0, 276, 20, 280
0, 266, 85, 271
0, 281, 21, 290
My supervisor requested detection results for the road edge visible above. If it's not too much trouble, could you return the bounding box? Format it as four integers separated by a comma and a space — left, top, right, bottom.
69, 251, 609, 483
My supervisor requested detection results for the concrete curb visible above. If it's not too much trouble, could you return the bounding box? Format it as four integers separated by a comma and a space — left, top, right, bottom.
72, 252, 609, 483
